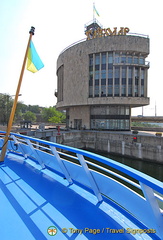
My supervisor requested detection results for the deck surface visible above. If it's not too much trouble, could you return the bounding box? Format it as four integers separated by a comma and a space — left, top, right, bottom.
0, 153, 154, 240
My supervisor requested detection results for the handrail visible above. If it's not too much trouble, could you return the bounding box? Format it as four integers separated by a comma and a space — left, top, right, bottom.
0, 131, 163, 239
0, 131, 162, 193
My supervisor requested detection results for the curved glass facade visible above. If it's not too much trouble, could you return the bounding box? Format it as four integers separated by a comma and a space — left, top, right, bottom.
90, 105, 130, 130
89, 52, 148, 98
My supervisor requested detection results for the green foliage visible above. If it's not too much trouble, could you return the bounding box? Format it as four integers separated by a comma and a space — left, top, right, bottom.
0, 94, 13, 124
23, 111, 36, 122
0, 93, 65, 124
28, 105, 41, 113
42, 107, 66, 123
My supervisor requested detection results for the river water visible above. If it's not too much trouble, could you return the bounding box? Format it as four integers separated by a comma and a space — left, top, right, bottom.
94, 151, 163, 182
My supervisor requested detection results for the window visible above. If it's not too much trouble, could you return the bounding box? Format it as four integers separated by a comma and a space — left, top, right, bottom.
89, 54, 93, 66
108, 52, 113, 63
57, 65, 64, 102
95, 70, 99, 79
121, 54, 126, 63
90, 106, 130, 130
122, 79, 126, 96
101, 79, 106, 85
108, 63, 113, 69
95, 65, 100, 70
134, 57, 138, 64
89, 86, 93, 97
89, 52, 146, 99
141, 69, 145, 97
101, 86, 106, 96
95, 79, 99, 85
122, 67, 126, 78
95, 86, 99, 97
101, 53, 106, 64
101, 69, 106, 79
115, 67, 120, 78
135, 68, 139, 97
122, 67, 126, 96
139, 57, 145, 65
114, 82, 119, 96
108, 79, 112, 96
126, 107, 130, 115
128, 56, 132, 64
108, 69, 113, 78
89, 79, 93, 86
101, 64, 106, 70
95, 79, 99, 97
95, 54, 100, 65
128, 67, 133, 78
115, 53, 120, 63
128, 78, 132, 96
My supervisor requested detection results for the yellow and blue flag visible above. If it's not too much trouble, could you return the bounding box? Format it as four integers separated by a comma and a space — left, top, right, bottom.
27, 41, 44, 73
93, 5, 100, 17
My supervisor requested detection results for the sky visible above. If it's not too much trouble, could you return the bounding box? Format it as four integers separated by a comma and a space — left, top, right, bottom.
0, 0, 162, 116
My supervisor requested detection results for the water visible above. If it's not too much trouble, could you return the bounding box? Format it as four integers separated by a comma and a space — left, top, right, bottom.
92, 150, 163, 182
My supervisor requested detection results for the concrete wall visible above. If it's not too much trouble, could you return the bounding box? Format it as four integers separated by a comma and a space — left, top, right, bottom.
57, 131, 163, 164
69, 106, 90, 129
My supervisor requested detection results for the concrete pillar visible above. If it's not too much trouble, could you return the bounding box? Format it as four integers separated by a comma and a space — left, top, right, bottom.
112, 52, 115, 96
157, 145, 162, 162
122, 141, 125, 155
119, 66, 122, 96
144, 68, 148, 97
137, 143, 142, 159
99, 53, 102, 96
93, 54, 95, 97
106, 52, 108, 96
132, 67, 135, 96
108, 140, 110, 152
138, 68, 141, 97
126, 66, 129, 96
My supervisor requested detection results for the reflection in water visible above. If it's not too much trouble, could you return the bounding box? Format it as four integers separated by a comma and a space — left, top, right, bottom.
95, 151, 163, 182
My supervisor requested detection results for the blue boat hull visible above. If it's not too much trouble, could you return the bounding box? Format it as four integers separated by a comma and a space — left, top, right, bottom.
0, 132, 162, 239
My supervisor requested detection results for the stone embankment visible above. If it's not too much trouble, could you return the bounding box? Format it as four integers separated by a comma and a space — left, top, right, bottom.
56, 131, 163, 164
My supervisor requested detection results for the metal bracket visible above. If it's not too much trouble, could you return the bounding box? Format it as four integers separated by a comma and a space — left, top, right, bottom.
77, 153, 103, 202
50, 146, 73, 185
26, 139, 45, 168
140, 182, 163, 239
11, 135, 28, 159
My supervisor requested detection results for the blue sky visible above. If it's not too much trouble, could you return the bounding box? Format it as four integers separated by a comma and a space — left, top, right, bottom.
0, 0, 162, 116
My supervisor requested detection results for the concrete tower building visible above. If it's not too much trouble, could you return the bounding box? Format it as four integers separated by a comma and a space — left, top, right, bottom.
56, 20, 150, 130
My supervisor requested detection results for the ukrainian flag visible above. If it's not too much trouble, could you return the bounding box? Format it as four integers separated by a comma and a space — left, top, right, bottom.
93, 5, 100, 17
27, 41, 44, 73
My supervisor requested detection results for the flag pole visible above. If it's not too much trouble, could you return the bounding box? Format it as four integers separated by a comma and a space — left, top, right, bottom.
0, 26, 35, 162
93, 2, 95, 22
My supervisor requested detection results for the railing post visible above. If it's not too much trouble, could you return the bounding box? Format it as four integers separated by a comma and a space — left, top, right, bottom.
26, 139, 45, 168
50, 146, 73, 185
77, 153, 103, 202
11, 135, 28, 159
140, 182, 163, 239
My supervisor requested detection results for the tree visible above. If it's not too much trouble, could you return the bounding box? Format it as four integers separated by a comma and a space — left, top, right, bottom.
42, 106, 66, 123
23, 111, 36, 122
0, 94, 13, 124
28, 105, 41, 113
